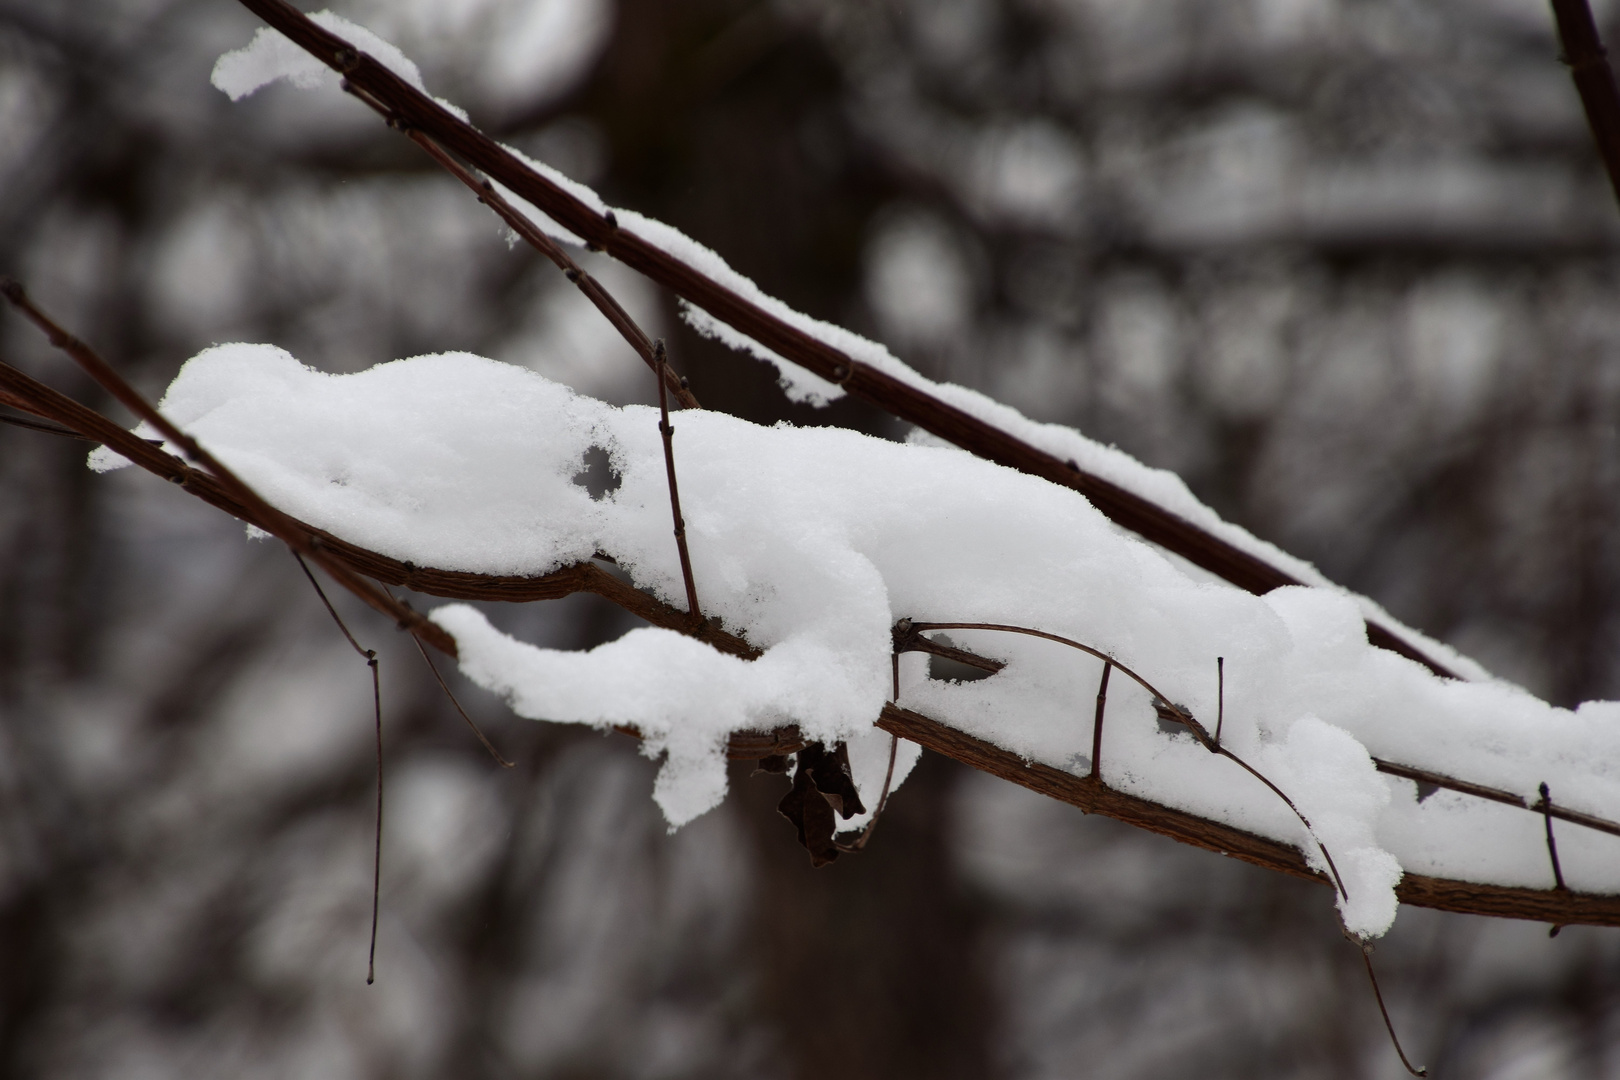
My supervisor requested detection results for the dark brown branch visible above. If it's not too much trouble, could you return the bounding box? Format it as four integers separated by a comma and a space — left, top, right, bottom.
876, 703, 1620, 926
225, 0, 1461, 681
1372, 759, 1620, 841
1551, 0, 1620, 208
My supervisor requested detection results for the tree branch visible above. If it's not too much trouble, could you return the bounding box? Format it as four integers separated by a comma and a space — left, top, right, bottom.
1551, 0, 1620, 208
224, 0, 1461, 681
876, 704, 1620, 927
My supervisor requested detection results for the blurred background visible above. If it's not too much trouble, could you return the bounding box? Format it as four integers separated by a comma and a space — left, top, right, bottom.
4, 0, 1620, 1075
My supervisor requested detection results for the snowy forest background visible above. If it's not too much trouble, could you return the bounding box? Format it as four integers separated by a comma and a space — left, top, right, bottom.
4, 0, 1620, 1076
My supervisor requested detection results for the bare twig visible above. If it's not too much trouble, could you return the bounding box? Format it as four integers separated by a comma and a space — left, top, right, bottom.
366, 649, 382, 985
1090, 661, 1111, 781
289, 550, 385, 985
654, 340, 702, 627
374, 119, 699, 409
0, 409, 94, 440
224, 0, 1463, 681
1356, 942, 1428, 1077
408, 632, 515, 768
876, 701, 1620, 925
902, 620, 1349, 900
896, 624, 1620, 847
1538, 782, 1570, 892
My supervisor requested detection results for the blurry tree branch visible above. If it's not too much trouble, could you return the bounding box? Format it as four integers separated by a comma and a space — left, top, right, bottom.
1551, 0, 1620, 208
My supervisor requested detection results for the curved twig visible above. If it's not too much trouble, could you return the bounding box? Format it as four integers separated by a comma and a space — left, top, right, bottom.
902, 620, 1350, 899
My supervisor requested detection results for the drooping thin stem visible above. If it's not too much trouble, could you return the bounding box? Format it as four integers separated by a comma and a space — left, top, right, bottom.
1215, 656, 1225, 747
290, 550, 387, 982
1358, 944, 1428, 1077
294, 550, 371, 660
367, 652, 382, 986
655, 340, 702, 628
408, 631, 514, 768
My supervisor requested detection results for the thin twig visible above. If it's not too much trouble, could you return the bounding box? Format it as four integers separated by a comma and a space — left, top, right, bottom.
367, 651, 382, 986
1539, 782, 1570, 892
904, 620, 1350, 899
294, 550, 371, 659
408, 631, 515, 768
1090, 661, 1111, 781
897, 624, 1620, 847
376, 119, 699, 409
289, 550, 386, 985
1357, 943, 1428, 1077
655, 340, 702, 628
0, 409, 94, 440
840, 734, 899, 853
1215, 656, 1225, 748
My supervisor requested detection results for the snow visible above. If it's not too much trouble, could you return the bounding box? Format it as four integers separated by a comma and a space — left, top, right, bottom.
211, 11, 469, 122
95, 344, 1620, 936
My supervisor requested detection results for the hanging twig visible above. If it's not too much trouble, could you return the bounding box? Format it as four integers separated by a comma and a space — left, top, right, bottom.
290, 551, 385, 985
408, 632, 515, 768
1351, 938, 1428, 1077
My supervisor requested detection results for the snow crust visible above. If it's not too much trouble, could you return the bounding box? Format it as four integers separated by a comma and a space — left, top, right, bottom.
211, 11, 469, 122
98, 344, 1620, 936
